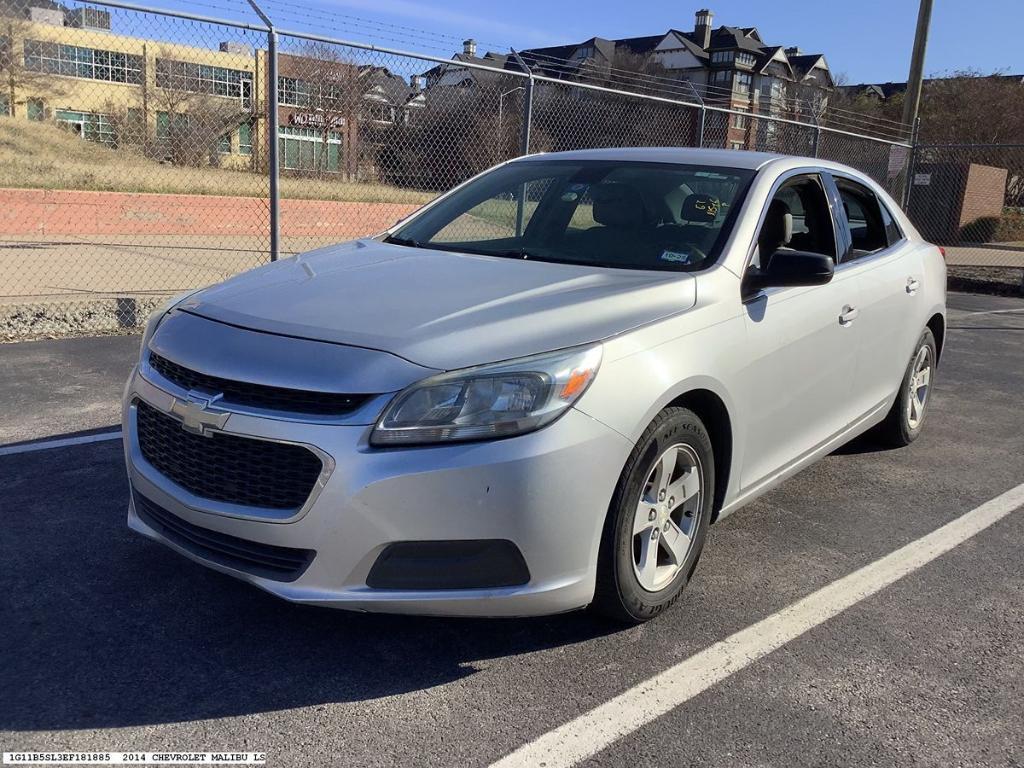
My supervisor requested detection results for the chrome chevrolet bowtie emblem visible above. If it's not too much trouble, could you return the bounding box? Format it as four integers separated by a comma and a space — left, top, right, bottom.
169, 390, 229, 437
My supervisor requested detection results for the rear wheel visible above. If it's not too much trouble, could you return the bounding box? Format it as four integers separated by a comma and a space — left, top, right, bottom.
593, 407, 714, 623
876, 328, 936, 447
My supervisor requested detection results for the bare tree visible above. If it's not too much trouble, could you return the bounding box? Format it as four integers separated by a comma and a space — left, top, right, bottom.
917, 70, 1024, 144
575, 50, 673, 98
1, 16, 67, 118
151, 86, 252, 167
282, 44, 368, 176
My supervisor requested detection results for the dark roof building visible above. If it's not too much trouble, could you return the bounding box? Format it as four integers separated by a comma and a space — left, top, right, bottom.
421, 38, 511, 89
516, 10, 834, 100
840, 74, 1024, 102
517, 9, 834, 150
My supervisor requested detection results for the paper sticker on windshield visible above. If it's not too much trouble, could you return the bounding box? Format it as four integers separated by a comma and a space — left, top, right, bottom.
660, 250, 693, 263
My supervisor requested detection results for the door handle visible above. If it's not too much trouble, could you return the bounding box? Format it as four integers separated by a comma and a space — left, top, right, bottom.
906, 277, 920, 294
839, 305, 860, 326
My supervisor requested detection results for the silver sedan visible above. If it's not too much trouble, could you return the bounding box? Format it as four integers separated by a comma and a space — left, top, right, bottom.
122, 148, 946, 622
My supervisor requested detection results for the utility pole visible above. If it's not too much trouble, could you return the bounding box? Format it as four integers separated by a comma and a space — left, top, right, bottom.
901, 0, 933, 129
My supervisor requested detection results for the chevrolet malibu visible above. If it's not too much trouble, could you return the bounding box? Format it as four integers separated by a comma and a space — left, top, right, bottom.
123, 147, 946, 623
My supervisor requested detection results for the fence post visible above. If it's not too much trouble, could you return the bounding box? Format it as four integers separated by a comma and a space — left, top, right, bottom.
683, 81, 705, 148
247, 0, 279, 262
811, 110, 821, 158
510, 50, 533, 157
902, 117, 921, 211
267, 29, 280, 261
510, 49, 534, 236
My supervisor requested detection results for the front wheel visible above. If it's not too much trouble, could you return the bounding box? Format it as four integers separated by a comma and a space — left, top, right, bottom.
876, 328, 937, 447
592, 407, 714, 624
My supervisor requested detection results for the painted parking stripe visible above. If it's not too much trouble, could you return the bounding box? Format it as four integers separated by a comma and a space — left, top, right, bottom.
963, 307, 1024, 317
0, 430, 123, 457
491, 481, 1024, 768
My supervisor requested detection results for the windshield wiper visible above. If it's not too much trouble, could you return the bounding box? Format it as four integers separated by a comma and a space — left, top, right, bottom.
383, 234, 423, 248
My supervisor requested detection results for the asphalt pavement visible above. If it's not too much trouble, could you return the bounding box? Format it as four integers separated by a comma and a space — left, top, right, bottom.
0, 290, 1022, 767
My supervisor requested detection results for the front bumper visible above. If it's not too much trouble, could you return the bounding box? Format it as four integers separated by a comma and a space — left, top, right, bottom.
123, 367, 632, 617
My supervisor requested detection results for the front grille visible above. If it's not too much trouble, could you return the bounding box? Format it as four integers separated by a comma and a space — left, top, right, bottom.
148, 352, 369, 416
134, 492, 315, 581
135, 400, 323, 510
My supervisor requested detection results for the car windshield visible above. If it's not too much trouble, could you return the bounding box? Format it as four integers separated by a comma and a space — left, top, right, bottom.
387, 159, 755, 271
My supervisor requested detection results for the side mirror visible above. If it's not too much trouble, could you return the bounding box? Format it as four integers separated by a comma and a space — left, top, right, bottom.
744, 250, 835, 295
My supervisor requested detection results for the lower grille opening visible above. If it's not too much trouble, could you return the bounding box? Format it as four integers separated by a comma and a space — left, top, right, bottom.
134, 492, 315, 582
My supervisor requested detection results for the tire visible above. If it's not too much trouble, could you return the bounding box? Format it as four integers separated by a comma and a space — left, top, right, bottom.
592, 407, 714, 624
875, 328, 937, 447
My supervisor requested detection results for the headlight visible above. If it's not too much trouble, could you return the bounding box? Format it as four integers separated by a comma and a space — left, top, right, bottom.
370, 344, 603, 446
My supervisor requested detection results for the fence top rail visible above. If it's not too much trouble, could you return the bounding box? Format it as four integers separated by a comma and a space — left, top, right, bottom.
915, 143, 1024, 150
77, 0, 272, 33
273, 27, 534, 79
817, 123, 912, 148
528, 72, 911, 147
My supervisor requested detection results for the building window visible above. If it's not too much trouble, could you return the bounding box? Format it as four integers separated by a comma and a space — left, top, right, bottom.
734, 72, 752, 94
731, 110, 749, 129
156, 59, 253, 105
155, 111, 169, 140
24, 40, 143, 84
362, 101, 395, 124
711, 50, 733, 65
278, 125, 342, 173
729, 141, 743, 150
27, 98, 44, 121
710, 69, 732, 90
278, 76, 349, 111
238, 122, 252, 155
56, 109, 117, 146
218, 133, 231, 154
278, 76, 312, 108
155, 110, 188, 140
574, 44, 595, 60
736, 52, 756, 67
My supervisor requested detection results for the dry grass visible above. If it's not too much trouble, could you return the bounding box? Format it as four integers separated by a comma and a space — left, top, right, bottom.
0, 119, 434, 204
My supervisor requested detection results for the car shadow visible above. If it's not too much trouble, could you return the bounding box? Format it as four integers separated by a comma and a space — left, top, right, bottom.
831, 430, 901, 455
1, 439, 619, 731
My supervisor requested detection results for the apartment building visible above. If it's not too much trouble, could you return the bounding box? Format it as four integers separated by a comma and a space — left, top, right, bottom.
516, 8, 834, 150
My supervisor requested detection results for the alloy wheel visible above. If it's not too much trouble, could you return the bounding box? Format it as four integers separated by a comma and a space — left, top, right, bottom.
631, 443, 704, 592
906, 345, 932, 430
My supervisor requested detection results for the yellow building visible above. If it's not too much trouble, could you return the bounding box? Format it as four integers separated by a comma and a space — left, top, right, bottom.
1, 7, 260, 169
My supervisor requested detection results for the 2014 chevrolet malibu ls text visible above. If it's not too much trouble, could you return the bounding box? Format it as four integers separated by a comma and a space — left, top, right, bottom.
123, 148, 946, 623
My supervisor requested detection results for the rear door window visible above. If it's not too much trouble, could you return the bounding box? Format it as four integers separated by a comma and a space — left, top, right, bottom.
835, 178, 890, 261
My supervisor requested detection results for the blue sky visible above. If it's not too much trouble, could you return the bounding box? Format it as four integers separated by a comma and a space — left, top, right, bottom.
144, 0, 1024, 83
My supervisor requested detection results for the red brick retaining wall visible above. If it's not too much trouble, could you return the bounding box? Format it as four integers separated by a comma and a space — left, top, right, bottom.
0, 188, 420, 238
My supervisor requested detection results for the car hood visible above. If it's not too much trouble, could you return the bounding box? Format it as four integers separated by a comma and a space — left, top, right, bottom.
182, 240, 697, 370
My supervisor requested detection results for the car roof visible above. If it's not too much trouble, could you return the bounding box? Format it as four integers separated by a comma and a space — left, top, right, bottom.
512, 146, 787, 171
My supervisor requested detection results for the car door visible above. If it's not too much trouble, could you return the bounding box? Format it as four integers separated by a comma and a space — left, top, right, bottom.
827, 173, 924, 420
737, 171, 864, 491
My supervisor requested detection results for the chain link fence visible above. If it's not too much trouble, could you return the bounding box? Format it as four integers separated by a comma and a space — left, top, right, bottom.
1, 0, 1007, 342
905, 143, 1024, 285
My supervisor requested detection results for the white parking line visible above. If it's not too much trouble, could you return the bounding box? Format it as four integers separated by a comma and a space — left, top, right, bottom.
0, 430, 123, 457
491, 481, 1024, 768
963, 307, 1024, 317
